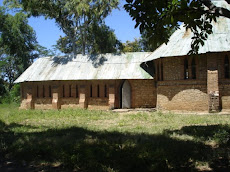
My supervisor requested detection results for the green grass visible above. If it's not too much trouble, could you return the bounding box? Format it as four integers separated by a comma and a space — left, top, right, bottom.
0, 104, 230, 171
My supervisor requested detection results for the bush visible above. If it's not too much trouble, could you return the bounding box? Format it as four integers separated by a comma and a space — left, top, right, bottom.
0, 84, 20, 104
0, 79, 7, 103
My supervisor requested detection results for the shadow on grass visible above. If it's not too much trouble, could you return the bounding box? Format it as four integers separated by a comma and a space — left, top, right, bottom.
0, 120, 230, 172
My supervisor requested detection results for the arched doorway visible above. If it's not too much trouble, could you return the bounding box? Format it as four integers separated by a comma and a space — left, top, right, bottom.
120, 80, 131, 109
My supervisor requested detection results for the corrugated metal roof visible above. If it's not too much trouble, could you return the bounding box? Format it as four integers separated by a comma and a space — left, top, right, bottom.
14, 52, 153, 83
145, 0, 230, 62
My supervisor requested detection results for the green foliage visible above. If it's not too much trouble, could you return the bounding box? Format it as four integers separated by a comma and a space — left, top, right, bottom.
0, 6, 39, 90
0, 78, 7, 103
36, 45, 55, 57
88, 23, 123, 54
124, 0, 223, 54
55, 23, 123, 54
213, 129, 230, 145
122, 38, 142, 52
0, 84, 20, 104
4, 0, 120, 55
122, 34, 161, 52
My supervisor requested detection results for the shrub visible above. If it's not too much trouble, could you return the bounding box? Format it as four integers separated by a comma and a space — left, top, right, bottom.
0, 84, 20, 104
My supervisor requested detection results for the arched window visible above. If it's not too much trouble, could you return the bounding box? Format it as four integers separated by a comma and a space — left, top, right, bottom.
161, 62, 164, 81
157, 63, 160, 81
37, 85, 39, 98
184, 58, 189, 79
97, 85, 100, 97
76, 85, 78, 98
104, 85, 107, 97
49, 85, 52, 98
191, 58, 196, 79
63, 85, 65, 97
69, 85, 72, 97
225, 55, 229, 78
43, 85, 45, 98
90, 85, 93, 97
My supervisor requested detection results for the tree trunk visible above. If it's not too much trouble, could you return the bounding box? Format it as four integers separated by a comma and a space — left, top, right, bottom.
71, 37, 77, 55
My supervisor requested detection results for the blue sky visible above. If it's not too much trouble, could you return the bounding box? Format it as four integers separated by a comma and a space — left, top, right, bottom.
1, 0, 141, 50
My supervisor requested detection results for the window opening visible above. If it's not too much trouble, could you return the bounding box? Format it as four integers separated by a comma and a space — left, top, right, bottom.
161, 61, 163, 81
191, 58, 196, 79
43, 85, 45, 98
37, 85, 39, 98
184, 58, 189, 79
90, 85, 93, 97
157, 63, 160, 81
104, 85, 107, 97
69, 85, 72, 97
225, 55, 229, 78
49, 85, 51, 98
76, 85, 78, 98
97, 85, 100, 97
63, 85, 65, 97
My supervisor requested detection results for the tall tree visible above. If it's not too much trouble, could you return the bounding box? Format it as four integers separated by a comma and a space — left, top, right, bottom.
86, 22, 123, 54
54, 23, 122, 54
124, 0, 230, 54
4, 0, 119, 55
122, 38, 142, 52
0, 7, 38, 90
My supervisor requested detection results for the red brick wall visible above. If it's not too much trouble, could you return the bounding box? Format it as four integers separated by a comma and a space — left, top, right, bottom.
20, 79, 156, 110
155, 52, 230, 112
155, 54, 208, 111
157, 80, 208, 111
129, 80, 156, 108
155, 54, 207, 81
218, 52, 230, 110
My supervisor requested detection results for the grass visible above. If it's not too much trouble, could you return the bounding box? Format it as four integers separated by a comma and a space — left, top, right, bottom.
0, 104, 230, 171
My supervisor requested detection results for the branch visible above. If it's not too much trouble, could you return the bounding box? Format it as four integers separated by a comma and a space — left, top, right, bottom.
201, 0, 230, 18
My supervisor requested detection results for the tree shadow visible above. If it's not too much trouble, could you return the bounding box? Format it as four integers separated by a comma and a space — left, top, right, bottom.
165, 124, 230, 171
50, 54, 108, 68
1, 120, 230, 171
51, 55, 75, 66
88, 54, 108, 68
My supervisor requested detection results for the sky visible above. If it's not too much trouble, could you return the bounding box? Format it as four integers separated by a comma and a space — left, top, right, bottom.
0, 0, 141, 50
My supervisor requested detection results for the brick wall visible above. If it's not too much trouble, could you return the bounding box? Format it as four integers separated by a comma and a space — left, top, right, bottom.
157, 80, 208, 111
218, 51, 230, 110
129, 80, 156, 108
155, 54, 208, 111
155, 54, 207, 81
20, 79, 156, 110
155, 52, 230, 112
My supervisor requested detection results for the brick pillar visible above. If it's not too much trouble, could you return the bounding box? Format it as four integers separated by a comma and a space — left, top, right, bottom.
109, 85, 115, 109
79, 85, 87, 108
26, 86, 34, 109
207, 55, 220, 112
52, 86, 61, 109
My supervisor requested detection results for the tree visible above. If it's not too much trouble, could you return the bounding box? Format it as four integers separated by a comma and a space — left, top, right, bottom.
0, 7, 38, 90
124, 0, 230, 54
122, 38, 142, 52
86, 22, 123, 54
54, 22, 122, 54
122, 35, 159, 52
4, 0, 119, 55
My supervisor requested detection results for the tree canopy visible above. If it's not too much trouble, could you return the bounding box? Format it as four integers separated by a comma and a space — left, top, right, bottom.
122, 38, 142, 52
55, 22, 123, 54
4, 0, 120, 55
124, 0, 230, 53
0, 7, 39, 90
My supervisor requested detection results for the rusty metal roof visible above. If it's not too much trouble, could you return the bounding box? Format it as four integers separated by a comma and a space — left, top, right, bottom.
14, 52, 153, 83
145, 0, 230, 62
